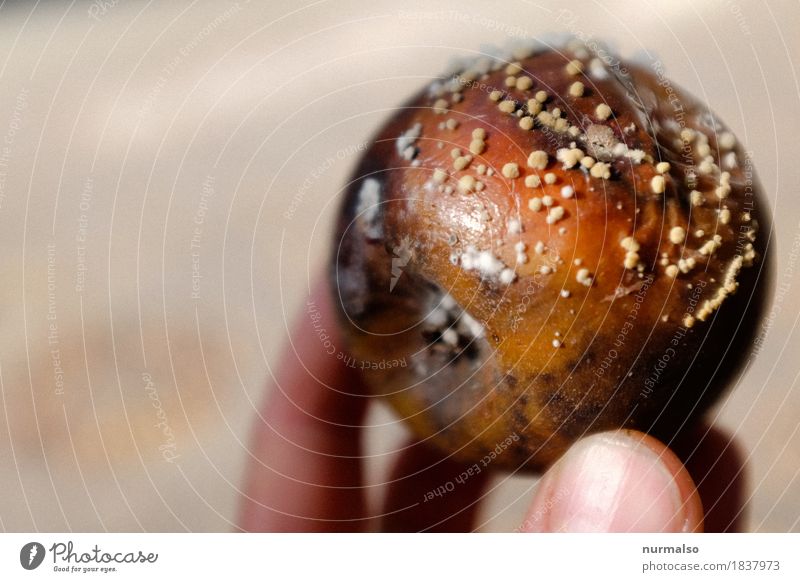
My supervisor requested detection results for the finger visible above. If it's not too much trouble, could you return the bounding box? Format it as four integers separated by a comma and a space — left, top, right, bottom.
519, 429, 704, 532
380, 440, 490, 532
238, 280, 369, 532
673, 425, 746, 532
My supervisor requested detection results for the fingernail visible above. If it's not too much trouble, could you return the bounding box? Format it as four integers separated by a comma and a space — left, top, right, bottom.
526, 431, 694, 532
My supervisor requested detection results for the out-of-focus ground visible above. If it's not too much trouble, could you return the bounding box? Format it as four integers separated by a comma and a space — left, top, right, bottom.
0, 0, 798, 531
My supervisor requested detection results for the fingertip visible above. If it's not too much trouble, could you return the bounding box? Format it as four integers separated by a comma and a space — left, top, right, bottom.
519, 430, 703, 533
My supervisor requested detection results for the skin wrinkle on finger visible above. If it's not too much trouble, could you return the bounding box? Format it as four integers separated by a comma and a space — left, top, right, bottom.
619, 433, 703, 533
612, 437, 691, 533
593, 433, 693, 533
521, 430, 703, 533
558, 437, 682, 532
624, 433, 703, 533
565, 436, 643, 532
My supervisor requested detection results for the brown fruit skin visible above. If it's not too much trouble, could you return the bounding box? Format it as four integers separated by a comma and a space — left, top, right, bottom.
331, 47, 772, 471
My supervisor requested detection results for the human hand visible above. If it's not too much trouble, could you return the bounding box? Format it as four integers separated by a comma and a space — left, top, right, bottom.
238, 281, 745, 532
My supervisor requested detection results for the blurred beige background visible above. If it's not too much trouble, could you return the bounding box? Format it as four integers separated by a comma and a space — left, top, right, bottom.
0, 0, 798, 531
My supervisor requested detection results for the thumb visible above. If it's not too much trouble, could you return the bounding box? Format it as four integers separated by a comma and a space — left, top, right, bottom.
519, 429, 704, 532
